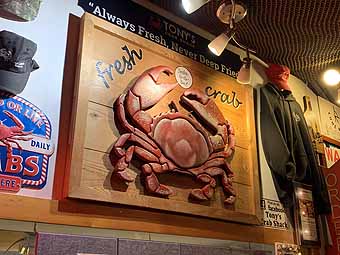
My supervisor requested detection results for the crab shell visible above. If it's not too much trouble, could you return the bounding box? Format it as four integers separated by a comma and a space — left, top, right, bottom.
111, 65, 236, 203
151, 94, 229, 169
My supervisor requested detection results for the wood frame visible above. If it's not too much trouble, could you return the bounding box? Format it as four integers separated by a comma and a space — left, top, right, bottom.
293, 182, 320, 247
316, 135, 340, 168
45, 12, 298, 246
322, 135, 340, 148
0, 193, 296, 245
62, 13, 261, 225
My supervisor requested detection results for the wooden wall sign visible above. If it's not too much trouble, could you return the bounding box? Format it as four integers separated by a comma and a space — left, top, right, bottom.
65, 13, 260, 224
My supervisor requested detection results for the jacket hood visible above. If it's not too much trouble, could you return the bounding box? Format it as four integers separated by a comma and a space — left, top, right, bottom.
267, 82, 296, 102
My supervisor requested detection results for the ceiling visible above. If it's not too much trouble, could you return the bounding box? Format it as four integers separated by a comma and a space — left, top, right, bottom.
149, 0, 340, 103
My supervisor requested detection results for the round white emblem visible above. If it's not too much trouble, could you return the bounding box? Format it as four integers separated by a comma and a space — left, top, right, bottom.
175, 66, 193, 89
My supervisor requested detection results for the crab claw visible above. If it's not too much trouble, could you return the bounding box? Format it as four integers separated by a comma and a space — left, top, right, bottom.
180, 89, 232, 152
180, 89, 225, 134
3, 110, 24, 130
131, 66, 178, 109
182, 89, 209, 105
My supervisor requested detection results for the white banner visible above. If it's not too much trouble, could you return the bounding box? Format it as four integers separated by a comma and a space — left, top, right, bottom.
318, 96, 340, 141
261, 198, 289, 230
0, 135, 55, 156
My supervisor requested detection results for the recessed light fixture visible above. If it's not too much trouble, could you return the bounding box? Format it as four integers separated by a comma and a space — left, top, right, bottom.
323, 69, 340, 86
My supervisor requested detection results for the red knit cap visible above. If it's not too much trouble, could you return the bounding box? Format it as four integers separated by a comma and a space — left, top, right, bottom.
265, 64, 291, 90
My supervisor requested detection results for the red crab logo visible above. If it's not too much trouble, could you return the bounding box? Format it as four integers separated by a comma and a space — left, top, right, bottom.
0, 110, 32, 158
110, 66, 236, 204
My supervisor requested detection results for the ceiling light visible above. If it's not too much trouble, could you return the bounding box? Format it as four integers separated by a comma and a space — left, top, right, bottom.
208, 30, 235, 56
206, 1, 255, 58
182, 0, 211, 14
237, 62, 251, 84
237, 49, 252, 84
216, 2, 247, 25
323, 69, 340, 86
183, 0, 257, 76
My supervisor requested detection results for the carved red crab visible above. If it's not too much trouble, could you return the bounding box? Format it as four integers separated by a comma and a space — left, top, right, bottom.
110, 66, 236, 204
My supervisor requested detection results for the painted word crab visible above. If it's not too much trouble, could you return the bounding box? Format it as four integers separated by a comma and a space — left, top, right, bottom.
110, 66, 236, 204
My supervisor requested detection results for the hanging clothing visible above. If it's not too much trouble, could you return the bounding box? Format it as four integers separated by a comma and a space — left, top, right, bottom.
260, 83, 331, 214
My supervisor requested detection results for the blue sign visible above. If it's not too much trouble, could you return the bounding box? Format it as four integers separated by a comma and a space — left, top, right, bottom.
0, 93, 54, 192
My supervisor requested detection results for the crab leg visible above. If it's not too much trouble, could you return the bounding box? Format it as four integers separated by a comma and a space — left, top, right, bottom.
142, 163, 173, 196
133, 155, 173, 196
9, 136, 32, 141
190, 167, 236, 204
3, 111, 24, 129
187, 156, 235, 204
142, 162, 169, 174
204, 167, 235, 197
188, 157, 233, 177
110, 132, 174, 196
11, 131, 33, 136
1, 140, 13, 159
6, 138, 23, 151
208, 150, 234, 160
110, 132, 161, 182
111, 133, 161, 158
190, 173, 216, 201
111, 145, 173, 196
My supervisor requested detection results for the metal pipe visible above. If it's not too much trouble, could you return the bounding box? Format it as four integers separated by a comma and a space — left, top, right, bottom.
232, 36, 256, 53
230, 0, 236, 28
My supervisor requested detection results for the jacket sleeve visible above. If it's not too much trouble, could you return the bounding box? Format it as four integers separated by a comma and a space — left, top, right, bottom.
260, 86, 290, 176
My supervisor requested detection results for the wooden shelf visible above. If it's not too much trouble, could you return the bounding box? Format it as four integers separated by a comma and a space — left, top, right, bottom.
0, 192, 294, 245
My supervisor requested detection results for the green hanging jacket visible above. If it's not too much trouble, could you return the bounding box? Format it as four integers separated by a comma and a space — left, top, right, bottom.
260, 83, 331, 214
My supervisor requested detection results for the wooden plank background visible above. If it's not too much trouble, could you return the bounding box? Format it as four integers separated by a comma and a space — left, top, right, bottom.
67, 13, 260, 224
46, 13, 296, 246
